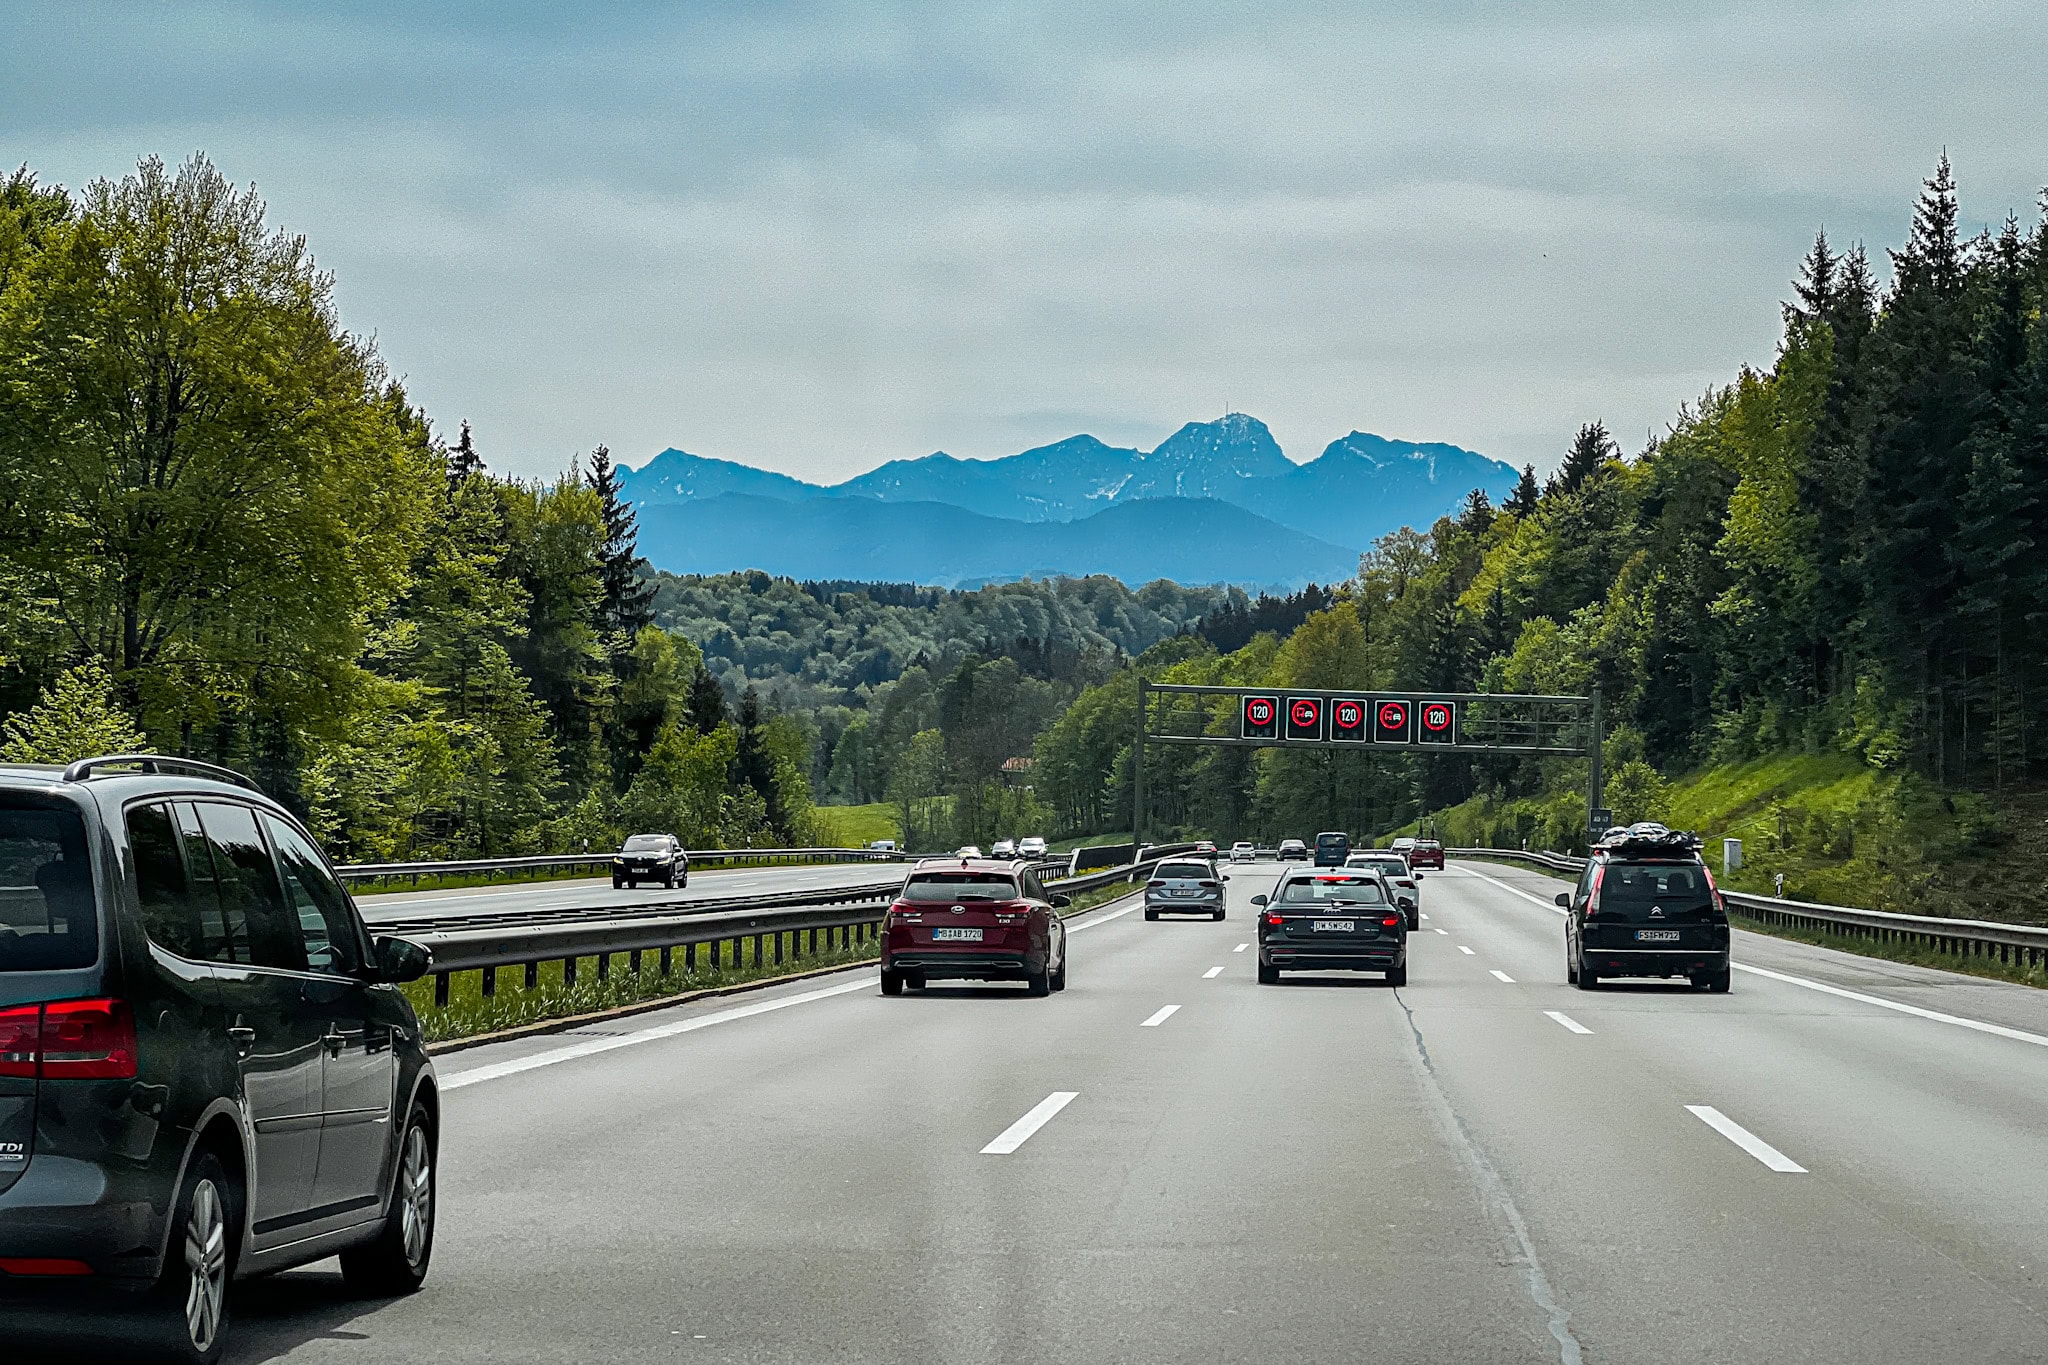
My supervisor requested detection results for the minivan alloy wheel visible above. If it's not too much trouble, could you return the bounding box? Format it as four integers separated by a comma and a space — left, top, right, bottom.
183, 1176, 229, 1353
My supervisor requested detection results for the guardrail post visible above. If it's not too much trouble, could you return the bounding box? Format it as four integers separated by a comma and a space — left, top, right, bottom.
774, 932, 785, 966
659, 946, 673, 976
685, 942, 696, 972
596, 953, 610, 983
481, 967, 496, 999
630, 949, 643, 975
751, 934, 763, 969
525, 961, 539, 990
709, 939, 720, 970
563, 956, 578, 987
433, 972, 449, 1008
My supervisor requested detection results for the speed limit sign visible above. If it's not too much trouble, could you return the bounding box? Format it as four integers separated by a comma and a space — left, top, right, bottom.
1418, 700, 1457, 744
1241, 694, 1280, 740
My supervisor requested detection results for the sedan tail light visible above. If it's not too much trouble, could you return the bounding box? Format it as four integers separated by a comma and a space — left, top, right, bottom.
1264, 912, 1284, 926
1380, 915, 1401, 927
0, 1000, 137, 1080
1199, 880, 1221, 889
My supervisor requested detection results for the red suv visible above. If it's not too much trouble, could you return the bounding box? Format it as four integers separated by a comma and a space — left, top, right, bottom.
880, 859, 1069, 997
1407, 839, 1445, 870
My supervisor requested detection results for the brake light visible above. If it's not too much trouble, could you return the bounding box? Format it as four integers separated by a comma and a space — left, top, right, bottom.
0, 1005, 36, 1079
1381, 915, 1400, 927
0, 1257, 93, 1276
1147, 880, 1165, 888
1199, 880, 1220, 889
0, 1000, 136, 1080
1264, 912, 1284, 925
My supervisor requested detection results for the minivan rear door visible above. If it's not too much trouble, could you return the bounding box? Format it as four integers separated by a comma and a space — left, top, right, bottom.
1587, 861, 1724, 951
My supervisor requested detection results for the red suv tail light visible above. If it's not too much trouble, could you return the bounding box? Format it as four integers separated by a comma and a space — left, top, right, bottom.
0, 1000, 137, 1080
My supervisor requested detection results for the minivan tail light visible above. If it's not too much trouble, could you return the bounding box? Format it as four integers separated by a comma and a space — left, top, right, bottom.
0, 1000, 138, 1081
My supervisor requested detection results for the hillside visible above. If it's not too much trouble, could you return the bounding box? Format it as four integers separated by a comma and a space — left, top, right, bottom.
634, 491, 1361, 590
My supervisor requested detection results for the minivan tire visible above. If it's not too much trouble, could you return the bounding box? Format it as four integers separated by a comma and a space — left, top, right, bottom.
1701, 966, 1732, 993
342, 1103, 436, 1297
141, 1151, 236, 1365
1576, 961, 1599, 990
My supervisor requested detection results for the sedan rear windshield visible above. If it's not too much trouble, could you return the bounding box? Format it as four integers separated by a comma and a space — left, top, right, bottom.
622, 835, 671, 852
0, 799, 98, 972
1599, 863, 1714, 914
1277, 877, 1387, 905
1156, 862, 1214, 880
902, 872, 1020, 902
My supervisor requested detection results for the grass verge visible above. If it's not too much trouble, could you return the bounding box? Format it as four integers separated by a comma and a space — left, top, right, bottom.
813, 802, 900, 848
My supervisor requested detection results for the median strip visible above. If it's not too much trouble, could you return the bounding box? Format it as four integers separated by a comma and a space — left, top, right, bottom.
1685, 1105, 1806, 1172
981, 1091, 1079, 1155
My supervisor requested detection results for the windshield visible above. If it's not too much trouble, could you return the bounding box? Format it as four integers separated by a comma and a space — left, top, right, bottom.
1277, 877, 1386, 905
901, 872, 1019, 902
0, 798, 99, 972
622, 836, 671, 852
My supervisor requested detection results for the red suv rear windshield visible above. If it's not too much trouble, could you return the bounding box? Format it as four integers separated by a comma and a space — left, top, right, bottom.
902, 872, 1020, 902
0, 798, 98, 972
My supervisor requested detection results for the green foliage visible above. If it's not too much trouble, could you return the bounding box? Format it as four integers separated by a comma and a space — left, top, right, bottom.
0, 659, 148, 762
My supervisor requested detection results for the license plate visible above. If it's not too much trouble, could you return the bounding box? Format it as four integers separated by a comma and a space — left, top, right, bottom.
1311, 920, 1356, 933
931, 927, 983, 942
1635, 929, 1681, 942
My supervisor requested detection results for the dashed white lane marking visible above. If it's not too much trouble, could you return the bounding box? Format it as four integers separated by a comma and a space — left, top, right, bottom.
1233, 943, 1250, 953
1433, 928, 1449, 936
1458, 945, 1476, 955
1420, 913, 1430, 920
1686, 1105, 1806, 1172
1141, 1005, 1181, 1027
981, 1091, 1079, 1155
1203, 966, 1225, 978
1455, 861, 2048, 1055
1490, 969, 1517, 983
1544, 1010, 1592, 1034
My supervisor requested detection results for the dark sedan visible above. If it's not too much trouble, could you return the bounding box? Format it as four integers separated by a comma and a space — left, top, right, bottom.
1253, 871, 1407, 985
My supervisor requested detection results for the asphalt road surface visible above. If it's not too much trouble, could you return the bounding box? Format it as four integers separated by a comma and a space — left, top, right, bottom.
354, 861, 902, 928
43, 859, 2048, 1363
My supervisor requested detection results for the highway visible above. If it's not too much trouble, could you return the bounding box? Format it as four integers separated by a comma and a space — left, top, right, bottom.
353, 861, 902, 928
42, 858, 2048, 1363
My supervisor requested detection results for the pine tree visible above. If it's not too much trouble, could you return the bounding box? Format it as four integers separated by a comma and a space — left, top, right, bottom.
586, 445, 656, 643
687, 665, 728, 734
447, 420, 485, 485
1558, 422, 1615, 495
1787, 229, 1838, 328
1457, 487, 1496, 536
732, 686, 787, 836
1506, 464, 1541, 517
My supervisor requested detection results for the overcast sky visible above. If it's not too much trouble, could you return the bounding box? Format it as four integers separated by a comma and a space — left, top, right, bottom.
8, 1, 2045, 481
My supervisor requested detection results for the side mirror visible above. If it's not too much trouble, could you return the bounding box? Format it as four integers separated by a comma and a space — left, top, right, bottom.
1220, 874, 1231, 881
374, 936, 433, 984
1250, 894, 1268, 907
1050, 893, 1072, 909
1414, 872, 1425, 880
1554, 893, 1570, 908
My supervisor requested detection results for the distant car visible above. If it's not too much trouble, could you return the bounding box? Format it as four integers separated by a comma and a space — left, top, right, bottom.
1278, 838, 1309, 861
1252, 870, 1407, 985
1313, 831, 1350, 866
1389, 837, 1417, 857
0, 755, 438, 1364
954, 845, 983, 859
1347, 852, 1422, 928
867, 839, 897, 853
1144, 858, 1227, 921
990, 839, 1018, 858
1564, 826, 1730, 991
1018, 836, 1048, 858
614, 833, 687, 889
1229, 841, 1256, 862
881, 858, 1069, 996
1407, 839, 1445, 871
1192, 840, 1218, 856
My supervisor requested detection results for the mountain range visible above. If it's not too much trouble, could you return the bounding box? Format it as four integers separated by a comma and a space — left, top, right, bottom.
618, 414, 1516, 590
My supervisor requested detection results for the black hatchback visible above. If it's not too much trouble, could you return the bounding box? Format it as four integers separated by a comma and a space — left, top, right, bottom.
0, 755, 439, 1362
1562, 827, 1731, 991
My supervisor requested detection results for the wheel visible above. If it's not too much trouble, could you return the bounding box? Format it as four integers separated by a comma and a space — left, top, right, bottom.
665, 871, 677, 889
1576, 959, 1599, 990
1386, 963, 1407, 987
905, 972, 927, 992
678, 871, 687, 889
1257, 960, 1280, 985
626, 879, 637, 889
1050, 954, 1067, 992
140, 1150, 235, 1364
1212, 908, 1224, 921
1407, 910, 1419, 931
1144, 908, 1158, 921
1706, 966, 1732, 993
341, 1102, 436, 1296
612, 877, 622, 890
1566, 953, 1578, 984
880, 967, 904, 996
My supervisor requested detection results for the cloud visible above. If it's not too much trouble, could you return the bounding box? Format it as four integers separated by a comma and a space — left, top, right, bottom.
7, 0, 2045, 479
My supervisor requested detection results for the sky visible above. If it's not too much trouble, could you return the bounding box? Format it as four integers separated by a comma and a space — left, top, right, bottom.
7, 1, 2046, 482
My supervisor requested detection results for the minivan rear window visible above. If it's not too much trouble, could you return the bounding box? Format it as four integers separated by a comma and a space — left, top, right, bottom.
901, 872, 1019, 902
0, 798, 98, 972
1599, 863, 1713, 916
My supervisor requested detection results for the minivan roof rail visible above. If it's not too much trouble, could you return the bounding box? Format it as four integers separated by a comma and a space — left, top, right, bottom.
60, 754, 261, 792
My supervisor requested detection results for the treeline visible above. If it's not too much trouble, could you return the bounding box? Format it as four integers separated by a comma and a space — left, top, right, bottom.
1035, 158, 2048, 848
0, 156, 819, 859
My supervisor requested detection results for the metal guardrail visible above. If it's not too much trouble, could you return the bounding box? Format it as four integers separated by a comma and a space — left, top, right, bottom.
404, 844, 1201, 1008
1450, 848, 2048, 974
338, 846, 906, 885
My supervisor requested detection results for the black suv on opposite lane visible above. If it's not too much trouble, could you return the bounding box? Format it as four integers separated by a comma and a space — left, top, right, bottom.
1252, 870, 1408, 986
0, 756, 438, 1363
1562, 824, 1731, 992
612, 833, 687, 889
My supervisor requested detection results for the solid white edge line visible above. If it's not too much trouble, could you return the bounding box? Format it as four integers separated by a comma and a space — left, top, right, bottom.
1686, 1104, 1806, 1172
1457, 945, 1475, 955
981, 1090, 1079, 1155
1202, 966, 1225, 978
1455, 861, 2048, 1054
1544, 1010, 1592, 1035
1733, 962, 2048, 1049
1140, 1004, 1181, 1027
1490, 969, 1516, 983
